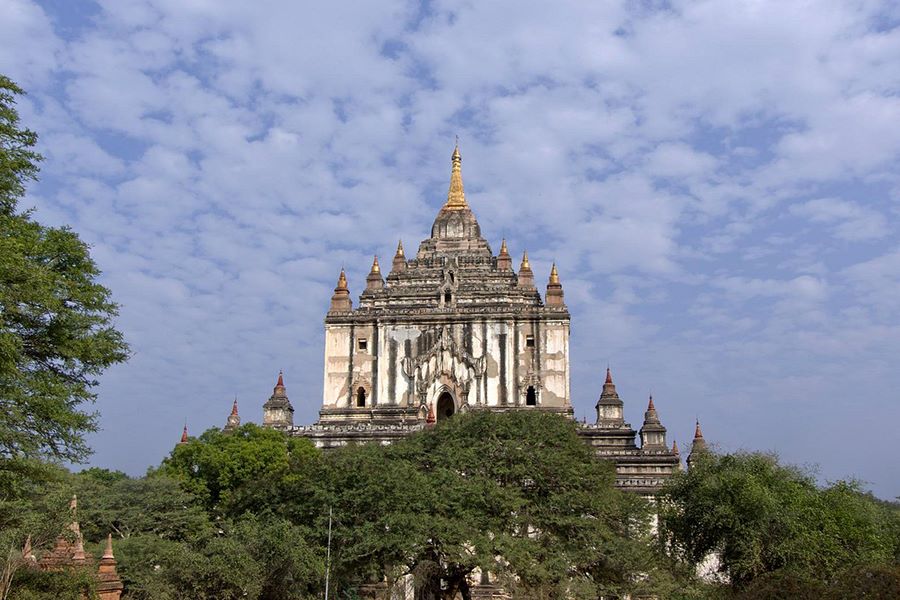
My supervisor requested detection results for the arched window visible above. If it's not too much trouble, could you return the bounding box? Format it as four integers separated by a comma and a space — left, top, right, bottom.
526, 386, 537, 406
356, 387, 367, 407
444, 290, 452, 304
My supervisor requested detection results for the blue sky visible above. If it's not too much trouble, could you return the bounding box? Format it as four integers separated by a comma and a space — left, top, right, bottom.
2, 0, 899, 498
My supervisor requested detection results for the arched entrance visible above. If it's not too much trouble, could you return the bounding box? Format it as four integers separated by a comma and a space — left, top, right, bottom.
437, 392, 455, 421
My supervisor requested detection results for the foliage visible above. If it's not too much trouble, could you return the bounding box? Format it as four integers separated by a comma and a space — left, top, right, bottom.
0, 74, 129, 465
311, 411, 661, 600
660, 451, 900, 592
0, 461, 75, 600
157, 423, 319, 514
72, 468, 212, 544
8, 567, 96, 600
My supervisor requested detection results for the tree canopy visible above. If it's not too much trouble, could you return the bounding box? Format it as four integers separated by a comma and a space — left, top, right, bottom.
0, 74, 128, 465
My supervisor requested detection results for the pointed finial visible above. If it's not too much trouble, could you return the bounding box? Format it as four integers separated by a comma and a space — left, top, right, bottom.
672, 439, 680, 455
231, 397, 239, 416
103, 533, 115, 560
336, 268, 348, 290
521, 251, 530, 270
180, 424, 188, 444
395, 240, 404, 257
371, 255, 380, 274
605, 367, 613, 384
445, 142, 468, 209
276, 370, 285, 388
499, 239, 509, 256
549, 262, 560, 284
647, 394, 655, 411
694, 419, 704, 439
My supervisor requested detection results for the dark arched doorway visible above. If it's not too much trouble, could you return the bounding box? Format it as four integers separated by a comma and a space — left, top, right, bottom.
437, 392, 455, 421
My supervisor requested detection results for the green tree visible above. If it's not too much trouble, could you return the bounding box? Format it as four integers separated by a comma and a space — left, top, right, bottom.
316, 411, 660, 600
0, 74, 128, 464
72, 468, 213, 544
157, 423, 319, 515
660, 451, 900, 592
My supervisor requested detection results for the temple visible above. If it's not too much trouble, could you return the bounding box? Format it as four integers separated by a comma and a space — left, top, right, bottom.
257, 145, 688, 495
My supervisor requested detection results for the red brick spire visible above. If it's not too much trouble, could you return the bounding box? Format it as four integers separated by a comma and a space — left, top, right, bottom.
231, 398, 239, 416
605, 367, 613, 384
647, 394, 655, 412
275, 370, 285, 392
694, 419, 704, 440
672, 439, 680, 455
179, 424, 188, 444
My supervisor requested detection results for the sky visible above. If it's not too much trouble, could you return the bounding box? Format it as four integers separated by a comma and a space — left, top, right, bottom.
2, 0, 899, 499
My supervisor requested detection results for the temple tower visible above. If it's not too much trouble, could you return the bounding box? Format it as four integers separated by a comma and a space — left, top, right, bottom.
312, 144, 571, 444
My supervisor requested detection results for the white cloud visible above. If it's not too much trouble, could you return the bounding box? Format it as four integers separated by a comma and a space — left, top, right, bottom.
2, 0, 900, 498
791, 197, 889, 241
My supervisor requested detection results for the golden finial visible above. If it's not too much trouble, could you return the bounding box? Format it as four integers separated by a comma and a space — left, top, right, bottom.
549, 262, 559, 284
444, 142, 468, 210
499, 238, 509, 256
371, 255, 380, 274
336, 268, 348, 290
395, 240, 404, 257
520, 250, 531, 270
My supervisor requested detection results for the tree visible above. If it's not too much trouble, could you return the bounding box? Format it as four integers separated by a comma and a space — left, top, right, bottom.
157, 423, 320, 515
315, 411, 660, 600
660, 451, 900, 592
0, 74, 129, 465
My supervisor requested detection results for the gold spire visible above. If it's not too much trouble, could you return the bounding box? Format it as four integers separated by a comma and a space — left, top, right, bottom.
521, 250, 531, 270
395, 240, 404, 258
549, 262, 559, 285
499, 238, 509, 256
370, 255, 380, 274
444, 143, 468, 210
336, 268, 348, 290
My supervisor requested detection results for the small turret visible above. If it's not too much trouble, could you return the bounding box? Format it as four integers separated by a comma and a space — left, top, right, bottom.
595, 367, 624, 425
263, 371, 294, 429
179, 424, 188, 445
497, 239, 513, 271
687, 419, 709, 468
639, 394, 667, 449
223, 398, 240, 433
392, 240, 406, 272
518, 251, 534, 288
545, 262, 565, 306
96, 534, 124, 599
365, 256, 384, 291
329, 268, 352, 312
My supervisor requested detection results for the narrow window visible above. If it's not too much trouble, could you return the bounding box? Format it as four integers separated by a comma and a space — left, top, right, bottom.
356, 387, 367, 407
526, 335, 535, 348
444, 290, 452, 304
358, 339, 367, 351
526, 386, 537, 406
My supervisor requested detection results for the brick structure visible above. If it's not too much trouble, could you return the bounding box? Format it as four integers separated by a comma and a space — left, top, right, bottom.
32, 495, 123, 600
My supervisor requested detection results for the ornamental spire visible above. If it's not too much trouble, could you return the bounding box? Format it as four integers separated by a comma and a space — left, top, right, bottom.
497, 239, 513, 270
688, 419, 709, 468
518, 251, 534, 288
231, 398, 239, 416
545, 262, 565, 306
330, 268, 352, 312
444, 143, 468, 210
366, 255, 384, 291
392, 240, 407, 273
179, 424, 188, 444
